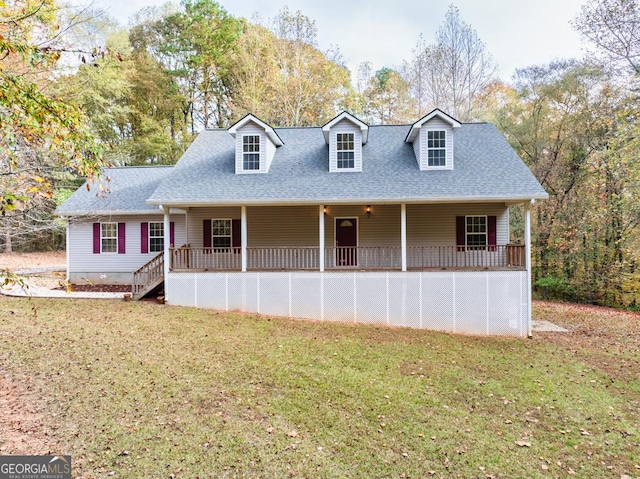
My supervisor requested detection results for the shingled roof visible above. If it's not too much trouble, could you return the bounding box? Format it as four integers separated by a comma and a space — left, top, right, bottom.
146, 122, 547, 207
56, 166, 172, 216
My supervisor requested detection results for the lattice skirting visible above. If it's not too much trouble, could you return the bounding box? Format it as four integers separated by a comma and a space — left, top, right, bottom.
165, 271, 530, 337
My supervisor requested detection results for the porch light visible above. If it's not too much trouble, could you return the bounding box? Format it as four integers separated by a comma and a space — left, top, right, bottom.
323, 206, 327, 214
366, 205, 371, 217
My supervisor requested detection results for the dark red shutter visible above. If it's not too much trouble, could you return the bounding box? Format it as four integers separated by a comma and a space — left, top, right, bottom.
203, 219, 212, 248
93, 223, 100, 254
141, 222, 149, 254
488, 216, 497, 251
232, 219, 241, 249
170, 222, 175, 247
456, 216, 465, 251
117, 223, 126, 254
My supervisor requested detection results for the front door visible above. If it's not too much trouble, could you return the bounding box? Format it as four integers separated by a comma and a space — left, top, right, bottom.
336, 218, 357, 266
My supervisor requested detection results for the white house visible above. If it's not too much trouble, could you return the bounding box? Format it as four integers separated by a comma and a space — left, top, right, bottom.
57, 109, 548, 336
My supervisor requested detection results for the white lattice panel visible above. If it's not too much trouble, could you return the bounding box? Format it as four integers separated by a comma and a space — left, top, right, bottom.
166, 271, 529, 336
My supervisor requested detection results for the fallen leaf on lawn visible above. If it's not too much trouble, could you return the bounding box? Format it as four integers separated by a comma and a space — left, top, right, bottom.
287, 430, 298, 438
515, 441, 531, 447
580, 429, 590, 436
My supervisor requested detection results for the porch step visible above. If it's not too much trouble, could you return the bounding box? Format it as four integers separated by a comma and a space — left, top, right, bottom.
132, 278, 164, 301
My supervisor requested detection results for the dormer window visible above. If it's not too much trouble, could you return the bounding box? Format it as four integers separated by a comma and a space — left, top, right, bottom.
243, 135, 260, 170
405, 109, 461, 171
337, 133, 355, 169
228, 114, 283, 174
427, 130, 446, 167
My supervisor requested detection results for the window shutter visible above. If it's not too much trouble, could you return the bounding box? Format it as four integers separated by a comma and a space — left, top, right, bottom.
232, 219, 241, 249
456, 216, 465, 251
203, 219, 212, 248
170, 222, 175, 247
93, 223, 100, 254
141, 222, 148, 254
118, 223, 126, 254
488, 216, 497, 251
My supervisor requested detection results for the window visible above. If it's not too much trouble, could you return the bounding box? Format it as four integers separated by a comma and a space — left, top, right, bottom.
427, 130, 446, 167
149, 222, 164, 253
212, 219, 232, 249
243, 135, 260, 170
101, 223, 117, 253
466, 216, 487, 248
336, 132, 355, 169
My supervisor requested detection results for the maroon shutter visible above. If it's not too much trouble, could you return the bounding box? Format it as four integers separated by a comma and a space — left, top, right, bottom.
117, 223, 126, 254
488, 216, 497, 251
93, 223, 101, 254
141, 222, 148, 254
170, 222, 175, 247
456, 216, 465, 251
232, 219, 241, 249
203, 219, 212, 248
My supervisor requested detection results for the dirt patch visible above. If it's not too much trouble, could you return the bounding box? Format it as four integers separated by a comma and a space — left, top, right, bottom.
54, 283, 132, 293
0, 372, 57, 455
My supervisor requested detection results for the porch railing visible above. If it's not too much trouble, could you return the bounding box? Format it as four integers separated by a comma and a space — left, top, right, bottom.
170, 244, 525, 271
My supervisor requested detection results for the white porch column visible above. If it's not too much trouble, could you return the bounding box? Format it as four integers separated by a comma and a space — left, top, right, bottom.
401, 203, 407, 272
319, 205, 325, 272
524, 200, 533, 337
241, 206, 248, 272
162, 205, 171, 278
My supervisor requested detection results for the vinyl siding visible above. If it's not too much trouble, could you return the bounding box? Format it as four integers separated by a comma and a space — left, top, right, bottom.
418, 118, 454, 170
185, 204, 508, 249
329, 119, 363, 172
235, 122, 277, 174
67, 214, 186, 275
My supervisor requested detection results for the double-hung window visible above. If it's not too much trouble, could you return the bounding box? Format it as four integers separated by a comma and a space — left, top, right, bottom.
243, 135, 260, 170
466, 216, 487, 249
212, 219, 232, 250
427, 130, 446, 167
101, 223, 118, 253
336, 133, 355, 169
149, 222, 164, 253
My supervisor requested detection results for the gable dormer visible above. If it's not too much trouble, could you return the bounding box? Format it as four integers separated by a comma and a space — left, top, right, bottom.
228, 114, 283, 174
405, 109, 461, 171
322, 112, 369, 173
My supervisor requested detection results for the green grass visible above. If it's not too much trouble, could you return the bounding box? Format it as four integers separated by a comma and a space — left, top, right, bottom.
0, 298, 638, 478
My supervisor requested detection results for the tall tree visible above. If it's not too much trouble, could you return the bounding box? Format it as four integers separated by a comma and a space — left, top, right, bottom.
405, 4, 497, 121
362, 67, 415, 124
572, 0, 640, 75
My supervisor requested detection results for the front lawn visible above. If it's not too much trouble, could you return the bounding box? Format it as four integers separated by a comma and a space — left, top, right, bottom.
0, 298, 638, 478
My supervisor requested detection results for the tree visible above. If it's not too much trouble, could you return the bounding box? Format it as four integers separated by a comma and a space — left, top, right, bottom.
361, 67, 415, 124
572, 0, 640, 75
405, 4, 497, 121
1, 0, 105, 252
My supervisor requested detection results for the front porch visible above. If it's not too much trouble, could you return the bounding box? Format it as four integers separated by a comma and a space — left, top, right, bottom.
169, 244, 526, 271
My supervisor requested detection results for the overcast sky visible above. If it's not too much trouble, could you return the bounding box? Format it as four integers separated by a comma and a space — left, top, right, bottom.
93, 0, 588, 83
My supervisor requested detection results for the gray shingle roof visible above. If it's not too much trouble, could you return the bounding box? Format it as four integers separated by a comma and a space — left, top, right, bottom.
56, 166, 173, 216
147, 123, 547, 206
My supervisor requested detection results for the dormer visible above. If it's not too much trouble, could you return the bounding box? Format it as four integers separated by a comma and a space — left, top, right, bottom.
322, 112, 369, 173
405, 109, 461, 171
228, 114, 283, 174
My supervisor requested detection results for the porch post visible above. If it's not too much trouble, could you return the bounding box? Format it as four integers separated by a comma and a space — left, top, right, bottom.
162, 205, 171, 278
524, 200, 533, 337
241, 205, 247, 272
319, 205, 325, 272
401, 203, 407, 272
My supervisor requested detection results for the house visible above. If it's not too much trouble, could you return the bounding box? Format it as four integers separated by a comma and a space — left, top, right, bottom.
57, 109, 548, 336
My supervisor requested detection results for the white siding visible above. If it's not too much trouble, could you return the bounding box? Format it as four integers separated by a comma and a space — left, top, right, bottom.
67, 213, 186, 283
418, 118, 454, 170
329, 119, 362, 172
235, 122, 277, 174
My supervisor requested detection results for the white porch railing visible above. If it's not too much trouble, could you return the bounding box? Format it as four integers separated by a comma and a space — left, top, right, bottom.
170, 245, 525, 271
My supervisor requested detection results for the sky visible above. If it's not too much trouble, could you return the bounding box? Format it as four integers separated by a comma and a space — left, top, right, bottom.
92, 0, 589, 83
